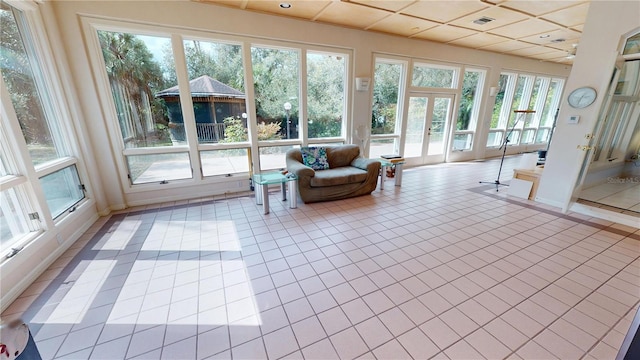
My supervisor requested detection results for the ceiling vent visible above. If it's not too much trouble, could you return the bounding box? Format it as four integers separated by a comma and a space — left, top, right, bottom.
472, 17, 495, 25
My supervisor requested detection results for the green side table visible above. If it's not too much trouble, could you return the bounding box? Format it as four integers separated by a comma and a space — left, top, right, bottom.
253, 172, 298, 214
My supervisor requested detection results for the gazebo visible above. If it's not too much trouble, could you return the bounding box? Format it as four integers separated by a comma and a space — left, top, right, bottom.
156, 75, 246, 143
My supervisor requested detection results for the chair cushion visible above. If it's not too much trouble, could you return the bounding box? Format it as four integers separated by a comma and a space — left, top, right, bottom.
301, 147, 330, 170
309, 167, 368, 187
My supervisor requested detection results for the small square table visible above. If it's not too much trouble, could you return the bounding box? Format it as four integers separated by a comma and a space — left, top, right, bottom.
379, 158, 405, 189
253, 172, 298, 214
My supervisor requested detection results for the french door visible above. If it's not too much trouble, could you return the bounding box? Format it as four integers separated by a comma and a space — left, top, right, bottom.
403, 92, 455, 165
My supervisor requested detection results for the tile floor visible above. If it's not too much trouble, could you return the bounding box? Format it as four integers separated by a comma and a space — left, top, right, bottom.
579, 180, 640, 214
2, 155, 639, 360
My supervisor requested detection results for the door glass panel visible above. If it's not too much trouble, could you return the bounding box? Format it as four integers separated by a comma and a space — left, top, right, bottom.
40, 165, 85, 219
251, 47, 299, 140
0, 3, 69, 165
181, 39, 246, 144
607, 102, 633, 159
427, 98, 450, 156
307, 52, 345, 138
201, 149, 249, 177
593, 102, 621, 161
372, 61, 402, 135
98, 31, 181, 148
404, 97, 427, 158
126, 153, 192, 184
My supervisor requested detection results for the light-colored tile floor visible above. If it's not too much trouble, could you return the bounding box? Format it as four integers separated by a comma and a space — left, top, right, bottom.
3, 155, 639, 360
579, 180, 640, 214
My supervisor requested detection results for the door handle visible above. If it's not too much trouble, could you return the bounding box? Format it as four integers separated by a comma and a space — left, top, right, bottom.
577, 145, 595, 151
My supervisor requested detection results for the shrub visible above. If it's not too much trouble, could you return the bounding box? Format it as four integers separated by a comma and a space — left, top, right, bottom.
221, 117, 282, 142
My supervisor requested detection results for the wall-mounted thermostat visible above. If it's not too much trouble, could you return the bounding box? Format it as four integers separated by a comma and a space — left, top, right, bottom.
355, 77, 371, 92
568, 115, 580, 124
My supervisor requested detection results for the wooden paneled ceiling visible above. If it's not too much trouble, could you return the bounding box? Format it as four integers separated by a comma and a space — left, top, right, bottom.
195, 0, 591, 65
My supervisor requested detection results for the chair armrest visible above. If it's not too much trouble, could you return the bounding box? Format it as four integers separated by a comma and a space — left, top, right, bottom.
351, 157, 380, 172
287, 160, 316, 179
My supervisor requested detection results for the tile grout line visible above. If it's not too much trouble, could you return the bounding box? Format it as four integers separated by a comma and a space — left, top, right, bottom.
502, 242, 640, 359
240, 185, 634, 358
245, 191, 619, 358
579, 297, 640, 360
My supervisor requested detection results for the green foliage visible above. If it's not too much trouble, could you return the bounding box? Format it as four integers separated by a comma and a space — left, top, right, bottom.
163, 40, 245, 92
307, 54, 344, 138
372, 62, 401, 135
412, 66, 454, 88
251, 47, 299, 120
457, 71, 479, 131
0, 5, 52, 148
257, 121, 282, 141
221, 117, 282, 143
491, 74, 509, 128
220, 117, 248, 142
98, 31, 170, 146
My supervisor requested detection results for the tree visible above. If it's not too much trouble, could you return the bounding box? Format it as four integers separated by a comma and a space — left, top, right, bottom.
412, 67, 454, 88
163, 40, 245, 92
251, 47, 299, 121
307, 54, 344, 138
457, 71, 479, 131
0, 5, 51, 150
98, 31, 169, 146
221, 116, 281, 142
490, 75, 508, 128
372, 62, 401, 135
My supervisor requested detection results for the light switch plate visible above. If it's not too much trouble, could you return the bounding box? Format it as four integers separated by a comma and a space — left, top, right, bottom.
568, 115, 580, 124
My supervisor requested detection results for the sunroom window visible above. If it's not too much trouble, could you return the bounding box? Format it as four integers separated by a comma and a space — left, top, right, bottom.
488, 72, 563, 148
97, 30, 194, 184
307, 51, 346, 139
181, 39, 246, 145
1, 1, 86, 259
412, 63, 457, 88
1, 2, 70, 166
454, 69, 485, 151
251, 46, 300, 171
370, 58, 405, 158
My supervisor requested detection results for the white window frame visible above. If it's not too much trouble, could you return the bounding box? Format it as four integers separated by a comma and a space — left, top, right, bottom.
452, 67, 486, 152
83, 17, 354, 184
370, 56, 409, 158
411, 61, 460, 90
487, 71, 565, 149
0, 0, 89, 261
306, 48, 350, 144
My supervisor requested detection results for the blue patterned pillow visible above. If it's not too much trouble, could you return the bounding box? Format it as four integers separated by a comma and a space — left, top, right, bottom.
301, 147, 329, 170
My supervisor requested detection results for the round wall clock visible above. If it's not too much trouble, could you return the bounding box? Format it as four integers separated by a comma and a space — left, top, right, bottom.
568, 86, 597, 108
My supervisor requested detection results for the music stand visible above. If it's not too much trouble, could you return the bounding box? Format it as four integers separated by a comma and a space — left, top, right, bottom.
480, 110, 535, 191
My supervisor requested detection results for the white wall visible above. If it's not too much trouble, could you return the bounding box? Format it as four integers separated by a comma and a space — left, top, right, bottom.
536, 0, 640, 209
48, 0, 569, 209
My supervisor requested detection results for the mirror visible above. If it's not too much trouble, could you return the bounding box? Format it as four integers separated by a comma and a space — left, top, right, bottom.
575, 58, 640, 216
